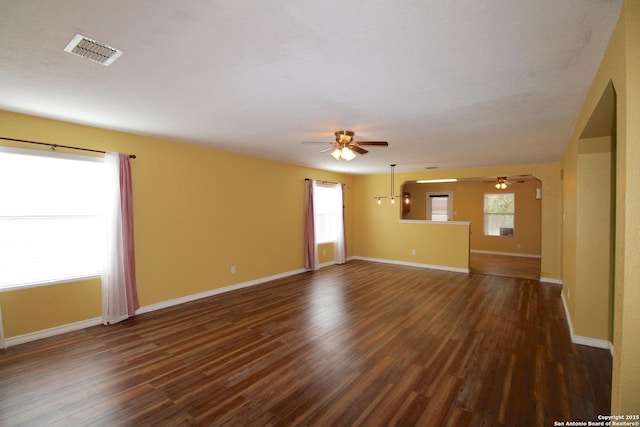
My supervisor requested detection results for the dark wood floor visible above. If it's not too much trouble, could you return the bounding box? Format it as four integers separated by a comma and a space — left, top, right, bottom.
470, 252, 541, 280
0, 260, 611, 426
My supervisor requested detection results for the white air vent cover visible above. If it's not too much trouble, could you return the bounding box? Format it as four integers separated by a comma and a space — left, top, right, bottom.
64, 34, 123, 66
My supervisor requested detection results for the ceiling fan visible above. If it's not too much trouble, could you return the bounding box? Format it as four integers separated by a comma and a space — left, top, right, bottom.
486, 176, 527, 189
304, 130, 389, 161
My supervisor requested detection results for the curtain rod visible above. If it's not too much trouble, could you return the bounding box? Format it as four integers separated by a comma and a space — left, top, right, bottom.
0, 136, 136, 159
305, 178, 341, 185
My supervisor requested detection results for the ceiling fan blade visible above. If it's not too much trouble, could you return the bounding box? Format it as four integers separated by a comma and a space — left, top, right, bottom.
351, 146, 368, 154
318, 146, 336, 153
304, 131, 389, 161
356, 141, 388, 146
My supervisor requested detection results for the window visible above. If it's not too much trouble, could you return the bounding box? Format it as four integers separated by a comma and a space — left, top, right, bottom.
313, 183, 342, 244
484, 192, 515, 236
427, 192, 452, 221
0, 147, 106, 290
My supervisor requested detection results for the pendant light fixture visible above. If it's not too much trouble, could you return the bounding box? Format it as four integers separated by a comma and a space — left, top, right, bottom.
375, 164, 408, 204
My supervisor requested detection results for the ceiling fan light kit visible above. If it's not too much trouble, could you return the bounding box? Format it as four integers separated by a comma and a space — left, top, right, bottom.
330, 146, 356, 161
304, 130, 388, 161
495, 176, 509, 189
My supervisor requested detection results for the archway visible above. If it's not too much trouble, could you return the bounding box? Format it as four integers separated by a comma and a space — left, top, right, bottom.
576, 81, 617, 347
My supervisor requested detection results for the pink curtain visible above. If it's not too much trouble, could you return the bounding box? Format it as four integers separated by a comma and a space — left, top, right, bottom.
339, 183, 347, 263
304, 179, 318, 270
119, 154, 140, 315
102, 153, 139, 325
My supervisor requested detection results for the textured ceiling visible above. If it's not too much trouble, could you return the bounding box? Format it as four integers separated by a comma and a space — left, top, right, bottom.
0, 1, 622, 174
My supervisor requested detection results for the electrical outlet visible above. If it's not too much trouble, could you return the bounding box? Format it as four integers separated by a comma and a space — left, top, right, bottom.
322, 249, 326, 256
411, 249, 416, 256
231, 266, 236, 274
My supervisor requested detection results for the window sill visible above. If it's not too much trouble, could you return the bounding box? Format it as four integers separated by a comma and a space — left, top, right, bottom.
0, 274, 101, 293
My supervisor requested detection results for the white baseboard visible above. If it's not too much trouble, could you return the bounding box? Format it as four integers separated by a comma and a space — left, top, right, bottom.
540, 277, 563, 285
4, 317, 102, 348
560, 291, 613, 355
6, 262, 603, 358
470, 249, 541, 259
4, 268, 307, 348
352, 256, 469, 274
0, 304, 5, 349
136, 268, 307, 315
572, 335, 614, 354
318, 261, 337, 269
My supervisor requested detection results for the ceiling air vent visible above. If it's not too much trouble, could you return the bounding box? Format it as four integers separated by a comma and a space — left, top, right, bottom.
64, 34, 123, 66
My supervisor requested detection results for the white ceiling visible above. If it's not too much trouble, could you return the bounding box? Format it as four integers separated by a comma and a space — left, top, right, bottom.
0, 1, 622, 174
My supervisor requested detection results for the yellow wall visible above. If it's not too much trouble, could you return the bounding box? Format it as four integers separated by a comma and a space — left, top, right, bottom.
0, 278, 101, 337
575, 138, 614, 341
401, 182, 429, 221
354, 162, 561, 279
562, 0, 639, 412
317, 242, 335, 265
352, 170, 471, 271
402, 179, 542, 255
0, 109, 355, 337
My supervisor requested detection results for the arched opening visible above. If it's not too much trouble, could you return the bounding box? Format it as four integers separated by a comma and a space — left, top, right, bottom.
576, 80, 617, 347
401, 175, 542, 279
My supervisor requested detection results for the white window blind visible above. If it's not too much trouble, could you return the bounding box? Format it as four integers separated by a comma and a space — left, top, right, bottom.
0, 147, 106, 290
484, 192, 515, 236
313, 183, 341, 244
430, 195, 449, 221
427, 192, 453, 221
